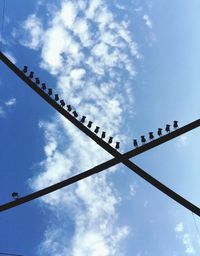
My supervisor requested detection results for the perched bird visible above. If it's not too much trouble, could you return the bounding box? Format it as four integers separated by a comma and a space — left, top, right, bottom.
94, 126, 100, 134
87, 121, 93, 128
165, 124, 170, 133
101, 131, 106, 139
141, 135, 146, 144
67, 105, 72, 112
55, 94, 59, 101
108, 137, 113, 144
81, 116, 86, 123
41, 83, 46, 90
157, 128, 162, 136
73, 111, 78, 118
48, 88, 53, 96
133, 139, 138, 147
23, 66, 28, 73
149, 132, 154, 140
29, 71, 34, 79
60, 99, 65, 107
173, 120, 178, 129
35, 77, 40, 85
115, 142, 120, 150
12, 192, 19, 200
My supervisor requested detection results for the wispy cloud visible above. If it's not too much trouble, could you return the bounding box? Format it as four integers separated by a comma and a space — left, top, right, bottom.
5, 97, 16, 106
21, 0, 141, 255
143, 14, 153, 29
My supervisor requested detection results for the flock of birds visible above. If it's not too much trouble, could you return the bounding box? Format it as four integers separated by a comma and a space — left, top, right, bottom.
10, 66, 179, 201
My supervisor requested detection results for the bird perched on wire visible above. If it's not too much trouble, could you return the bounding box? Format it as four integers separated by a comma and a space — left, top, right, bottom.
165, 124, 170, 133
101, 131, 106, 139
94, 126, 100, 134
173, 120, 178, 129
157, 128, 162, 136
12, 192, 19, 200
41, 83, 46, 90
81, 116, 86, 123
73, 111, 78, 118
55, 94, 59, 101
133, 139, 138, 147
35, 77, 40, 85
115, 142, 120, 150
48, 88, 53, 96
108, 137, 113, 144
29, 71, 34, 79
141, 135, 146, 144
22, 66, 28, 73
87, 121, 93, 128
149, 132, 154, 140
60, 99, 65, 107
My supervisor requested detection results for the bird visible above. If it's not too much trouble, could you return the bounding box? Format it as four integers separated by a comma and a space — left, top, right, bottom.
73, 111, 78, 118
48, 88, 53, 96
81, 116, 86, 123
165, 124, 170, 133
29, 71, 34, 79
157, 128, 162, 136
87, 121, 93, 128
55, 94, 59, 101
60, 100, 65, 107
173, 120, 178, 129
12, 192, 19, 200
108, 137, 113, 144
133, 139, 138, 147
35, 77, 40, 85
94, 126, 100, 134
149, 132, 154, 140
115, 142, 120, 150
141, 135, 146, 144
23, 66, 28, 73
101, 131, 106, 139
41, 83, 46, 90
67, 105, 72, 112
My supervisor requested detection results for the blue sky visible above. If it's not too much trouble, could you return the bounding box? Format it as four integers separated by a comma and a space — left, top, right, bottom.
0, 0, 200, 255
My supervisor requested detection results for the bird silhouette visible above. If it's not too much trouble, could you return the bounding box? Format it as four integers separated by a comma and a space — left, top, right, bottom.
23, 66, 28, 73
55, 94, 59, 101
87, 121, 93, 128
35, 77, 40, 84
133, 139, 138, 147
67, 105, 72, 112
165, 124, 170, 133
149, 132, 154, 140
141, 135, 146, 144
48, 88, 53, 96
101, 131, 106, 139
60, 100, 65, 107
108, 137, 113, 144
115, 142, 120, 149
94, 126, 100, 134
41, 83, 46, 90
12, 192, 19, 200
73, 111, 78, 118
29, 71, 34, 79
81, 116, 86, 123
157, 128, 162, 136
173, 120, 178, 129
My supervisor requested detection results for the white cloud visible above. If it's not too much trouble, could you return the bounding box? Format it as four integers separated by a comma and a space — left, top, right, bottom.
3, 51, 17, 64
22, 0, 140, 255
176, 134, 188, 148
175, 222, 184, 233
5, 97, 16, 106
143, 14, 153, 29
183, 234, 195, 254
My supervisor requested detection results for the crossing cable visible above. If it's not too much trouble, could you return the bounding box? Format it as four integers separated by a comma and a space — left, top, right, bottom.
1, 51, 200, 216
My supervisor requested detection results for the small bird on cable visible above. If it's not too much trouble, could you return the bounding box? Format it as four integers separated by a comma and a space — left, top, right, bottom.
81, 116, 86, 123
133, 139, 138, 147
29, 71, 34, 79
149, 132, 154, 140
35, 77, 40, 85
12, 192, 19, 200
115, 142, 120, 150
173, 120, 178, 129
101, 131, 106, 139
165, 124, 170, 133
67, 105, 72, 112
73, 111, 78, 118
60, 100, 65, 107
23, 66, 28, 73
55, 94, 59, 101
108, 137, 113, 144
87, 121, 93, 128
141, 135, 146, 144
41, 83, 46, 90
48, 88, 53, 96
157, 128, 162, 136
94, 126, 100, 134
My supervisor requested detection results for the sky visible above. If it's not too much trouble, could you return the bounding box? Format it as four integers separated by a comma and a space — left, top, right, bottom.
0, 0, 200, 255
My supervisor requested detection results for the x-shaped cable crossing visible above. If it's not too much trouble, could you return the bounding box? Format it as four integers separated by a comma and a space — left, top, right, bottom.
1, 51, 200, 216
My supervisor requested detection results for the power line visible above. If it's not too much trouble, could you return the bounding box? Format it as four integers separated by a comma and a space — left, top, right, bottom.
1, 51, 200, 217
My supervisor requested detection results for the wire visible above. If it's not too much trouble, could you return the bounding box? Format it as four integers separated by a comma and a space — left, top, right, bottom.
0, 0, 6, 50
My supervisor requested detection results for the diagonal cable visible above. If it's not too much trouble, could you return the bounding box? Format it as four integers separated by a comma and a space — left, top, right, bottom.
1, 51, 200, 216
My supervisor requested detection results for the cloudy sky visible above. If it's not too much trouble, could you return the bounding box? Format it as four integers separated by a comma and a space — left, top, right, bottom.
1, 0, 200, 255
